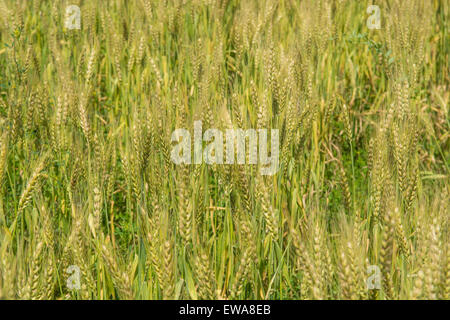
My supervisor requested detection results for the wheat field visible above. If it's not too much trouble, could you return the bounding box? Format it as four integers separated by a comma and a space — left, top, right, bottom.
0, 0, 448, 300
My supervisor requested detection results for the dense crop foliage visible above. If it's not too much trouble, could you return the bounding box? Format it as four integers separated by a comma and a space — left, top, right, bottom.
0, 0, 448, 300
